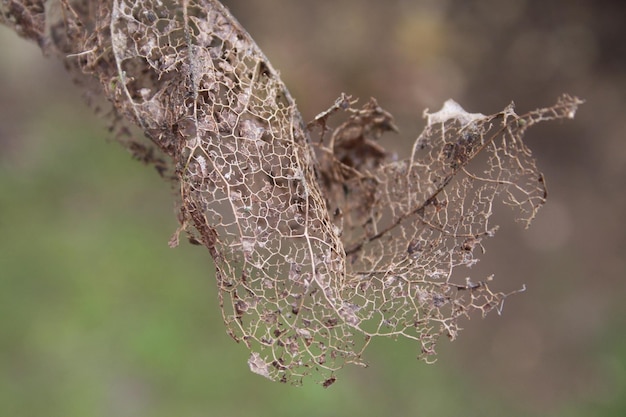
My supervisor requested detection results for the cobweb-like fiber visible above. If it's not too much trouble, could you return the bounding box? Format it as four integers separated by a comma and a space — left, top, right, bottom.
1, 0, 582, 385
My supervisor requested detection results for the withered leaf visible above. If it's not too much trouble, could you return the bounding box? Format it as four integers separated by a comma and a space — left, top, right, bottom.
0, 0, 582, 385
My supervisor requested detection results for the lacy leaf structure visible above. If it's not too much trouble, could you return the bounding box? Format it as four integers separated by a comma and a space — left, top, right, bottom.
1, 0, 583, 385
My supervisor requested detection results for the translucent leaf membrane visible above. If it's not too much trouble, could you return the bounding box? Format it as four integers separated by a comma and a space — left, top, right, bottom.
1, 0, 582, 385
314, 95, 582, 360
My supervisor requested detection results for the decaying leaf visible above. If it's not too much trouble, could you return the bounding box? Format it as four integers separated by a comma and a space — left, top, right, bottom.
0, 0, 583, 385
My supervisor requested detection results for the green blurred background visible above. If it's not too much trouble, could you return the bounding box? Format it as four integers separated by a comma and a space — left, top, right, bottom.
1, 0, 624, 416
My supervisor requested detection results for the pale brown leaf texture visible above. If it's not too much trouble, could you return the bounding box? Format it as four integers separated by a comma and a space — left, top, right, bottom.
1, 0, 582, 385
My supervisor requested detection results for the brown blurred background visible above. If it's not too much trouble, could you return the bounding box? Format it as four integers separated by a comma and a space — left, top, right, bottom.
1, 0, 624, 416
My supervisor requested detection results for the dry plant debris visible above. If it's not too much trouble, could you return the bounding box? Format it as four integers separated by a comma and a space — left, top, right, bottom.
0, 0, 583, 385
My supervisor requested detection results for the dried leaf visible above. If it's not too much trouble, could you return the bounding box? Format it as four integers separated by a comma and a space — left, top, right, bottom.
0, 0, 583, 385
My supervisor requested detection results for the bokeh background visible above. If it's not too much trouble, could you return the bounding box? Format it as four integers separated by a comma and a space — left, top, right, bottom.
1, 0, 624, 416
